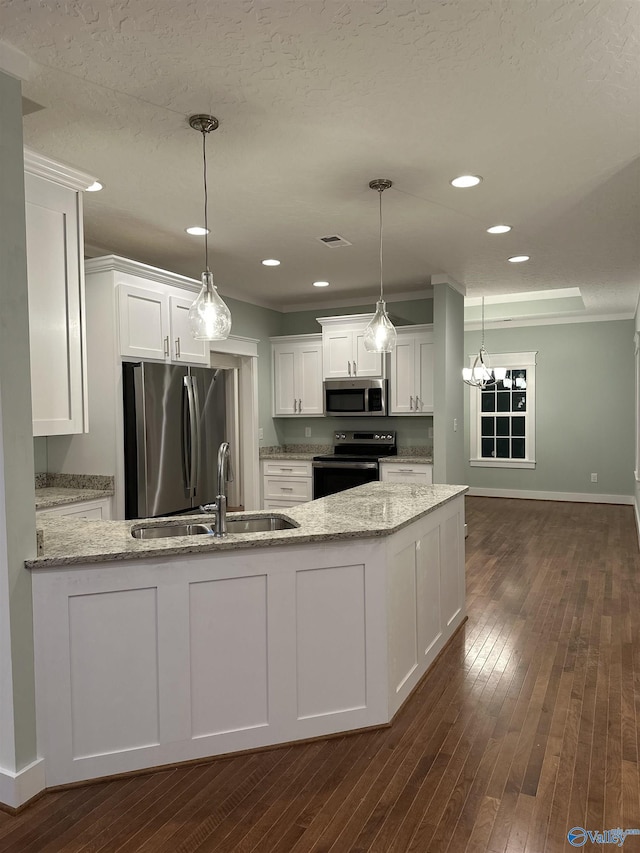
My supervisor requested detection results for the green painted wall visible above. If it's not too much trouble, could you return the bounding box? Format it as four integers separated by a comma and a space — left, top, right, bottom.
433, 283, 465, 485
463, 319, 635, 497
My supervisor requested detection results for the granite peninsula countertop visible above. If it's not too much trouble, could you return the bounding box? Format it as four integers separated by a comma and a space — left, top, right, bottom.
26, 482, 467, 569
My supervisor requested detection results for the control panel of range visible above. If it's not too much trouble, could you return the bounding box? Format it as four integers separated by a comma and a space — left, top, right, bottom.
334, 431, 396, 445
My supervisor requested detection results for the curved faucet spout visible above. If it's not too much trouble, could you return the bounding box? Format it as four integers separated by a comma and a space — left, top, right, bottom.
213, 442, 233, 536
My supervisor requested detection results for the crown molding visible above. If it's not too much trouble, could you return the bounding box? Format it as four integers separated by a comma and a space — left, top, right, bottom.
84, 254, 203, 292
465, 311, 634, 330
431, 274, 466, 297
23, 147, 96, 191
0, 40, 33, 81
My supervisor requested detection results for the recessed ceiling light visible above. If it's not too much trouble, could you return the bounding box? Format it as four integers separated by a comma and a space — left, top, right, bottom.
185, 226, 210, 236
487, 224, 512, 234
86, 181, 103, 192
450, 175, 482, 188
261, 259, 281, 266
508, 255, 530, 263
313, 281, 330, 287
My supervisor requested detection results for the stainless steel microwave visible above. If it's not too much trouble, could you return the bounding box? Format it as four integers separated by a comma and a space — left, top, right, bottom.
323, 378, 388, 417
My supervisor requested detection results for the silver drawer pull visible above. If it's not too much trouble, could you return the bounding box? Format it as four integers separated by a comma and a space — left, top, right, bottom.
279, 467, 293, 471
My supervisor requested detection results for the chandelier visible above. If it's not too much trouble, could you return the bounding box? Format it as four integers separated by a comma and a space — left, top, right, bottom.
462, 297, 506, 389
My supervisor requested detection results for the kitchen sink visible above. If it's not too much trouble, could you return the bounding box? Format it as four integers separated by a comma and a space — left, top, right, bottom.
225, 516, 298, 533
131, 522, 214, 539
131, 515, 298, 539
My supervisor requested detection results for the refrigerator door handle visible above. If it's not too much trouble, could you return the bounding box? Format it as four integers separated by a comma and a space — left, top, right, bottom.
183, 376, 198, 497
191, 375, 202, 495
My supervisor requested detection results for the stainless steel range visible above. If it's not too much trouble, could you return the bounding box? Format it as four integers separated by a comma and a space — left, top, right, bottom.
312, 431, 397, 499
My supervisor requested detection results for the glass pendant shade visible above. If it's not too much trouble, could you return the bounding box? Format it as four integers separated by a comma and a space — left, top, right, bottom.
188, 271, 232, 340
364, 300, 397, 353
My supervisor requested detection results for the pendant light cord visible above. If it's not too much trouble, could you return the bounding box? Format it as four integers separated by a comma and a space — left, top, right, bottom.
378, 188, 384, 302
202, 129, 210, 273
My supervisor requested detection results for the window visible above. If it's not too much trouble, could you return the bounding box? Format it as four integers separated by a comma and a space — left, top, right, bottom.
468, 351, 537, 469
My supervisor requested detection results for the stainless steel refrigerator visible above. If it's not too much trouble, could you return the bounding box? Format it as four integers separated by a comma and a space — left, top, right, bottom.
123, 362, 228, 518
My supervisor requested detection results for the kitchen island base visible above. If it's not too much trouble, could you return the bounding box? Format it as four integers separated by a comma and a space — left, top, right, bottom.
32, 491, 465, 788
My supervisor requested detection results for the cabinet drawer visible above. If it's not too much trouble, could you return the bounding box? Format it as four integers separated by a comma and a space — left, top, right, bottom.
263, 498, 306, 510
262, 461, 312, 478
36, 497, 113, 520
264, 477, 312, 501
380, 465, 433, 485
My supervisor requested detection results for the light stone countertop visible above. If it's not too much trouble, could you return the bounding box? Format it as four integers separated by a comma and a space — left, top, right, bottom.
379, 455, 433, 465
259, 451, 321, 461
35, 487, 115, 511
26, 482, 467, 569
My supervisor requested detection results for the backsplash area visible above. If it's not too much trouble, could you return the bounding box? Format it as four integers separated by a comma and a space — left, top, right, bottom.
273, 416, 433, 451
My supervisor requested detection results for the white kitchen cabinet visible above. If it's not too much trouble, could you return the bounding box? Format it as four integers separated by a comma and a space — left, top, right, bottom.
390, 325, 434, 415
271, 336, 323, 416
118, 284, 209, 365
317, 315, 385, 379
261, 459, 313, 508
36, 496, 113, 520
379, 461, 433, 485
24, 150, 96, 436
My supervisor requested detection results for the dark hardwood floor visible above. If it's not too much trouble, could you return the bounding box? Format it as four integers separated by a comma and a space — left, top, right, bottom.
2, 496, 639, 852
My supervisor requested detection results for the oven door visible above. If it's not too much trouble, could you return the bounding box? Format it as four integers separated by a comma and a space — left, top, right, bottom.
312, 460, 379, 499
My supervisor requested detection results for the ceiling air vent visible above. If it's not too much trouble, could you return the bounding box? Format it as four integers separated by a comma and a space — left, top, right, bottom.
316, 234, 352, 248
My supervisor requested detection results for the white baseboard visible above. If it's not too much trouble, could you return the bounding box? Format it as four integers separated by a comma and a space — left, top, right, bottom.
466, 487, 634, 505
634, 500, 640, 550
0, 758, 45, 809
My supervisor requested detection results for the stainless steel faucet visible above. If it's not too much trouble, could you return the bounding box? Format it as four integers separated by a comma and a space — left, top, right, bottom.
200, 441, 233, 536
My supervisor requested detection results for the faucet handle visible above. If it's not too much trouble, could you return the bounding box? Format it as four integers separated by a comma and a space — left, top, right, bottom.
199, 503, 217, 513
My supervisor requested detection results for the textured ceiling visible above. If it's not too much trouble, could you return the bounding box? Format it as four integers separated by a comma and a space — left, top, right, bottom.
3, 0, 640, 315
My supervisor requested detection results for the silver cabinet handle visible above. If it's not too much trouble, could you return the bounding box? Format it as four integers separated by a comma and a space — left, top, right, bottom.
280, 486, 293, 491
279, 467, 294, 471
415, 395, 421, 409
409, 395, 414, 410
298, 398, 302, 412
353, 361, 357, 375
175, 338, 181, 359
164, 336, 169, 357
347, 361, 352, 376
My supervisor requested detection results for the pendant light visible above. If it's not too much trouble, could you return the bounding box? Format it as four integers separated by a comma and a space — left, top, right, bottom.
187, 114, 232, 341
363, 179, 397, 354
462, 297, 506, 388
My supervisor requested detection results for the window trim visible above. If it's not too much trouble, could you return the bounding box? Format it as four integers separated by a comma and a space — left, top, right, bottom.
468, 350, 537, 469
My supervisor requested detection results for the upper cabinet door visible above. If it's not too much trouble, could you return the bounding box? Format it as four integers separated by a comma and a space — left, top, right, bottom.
118, 284, 170, 361
168, 296, 209, 365
389, 336, 416, 414
25, 173, 85, 436
323, 329, 353, 378
416, 339, 434, 413
273, 344, 297, 416
353, 330, 383, 378
296, 342, 323, 415
389, 327, 434, 415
